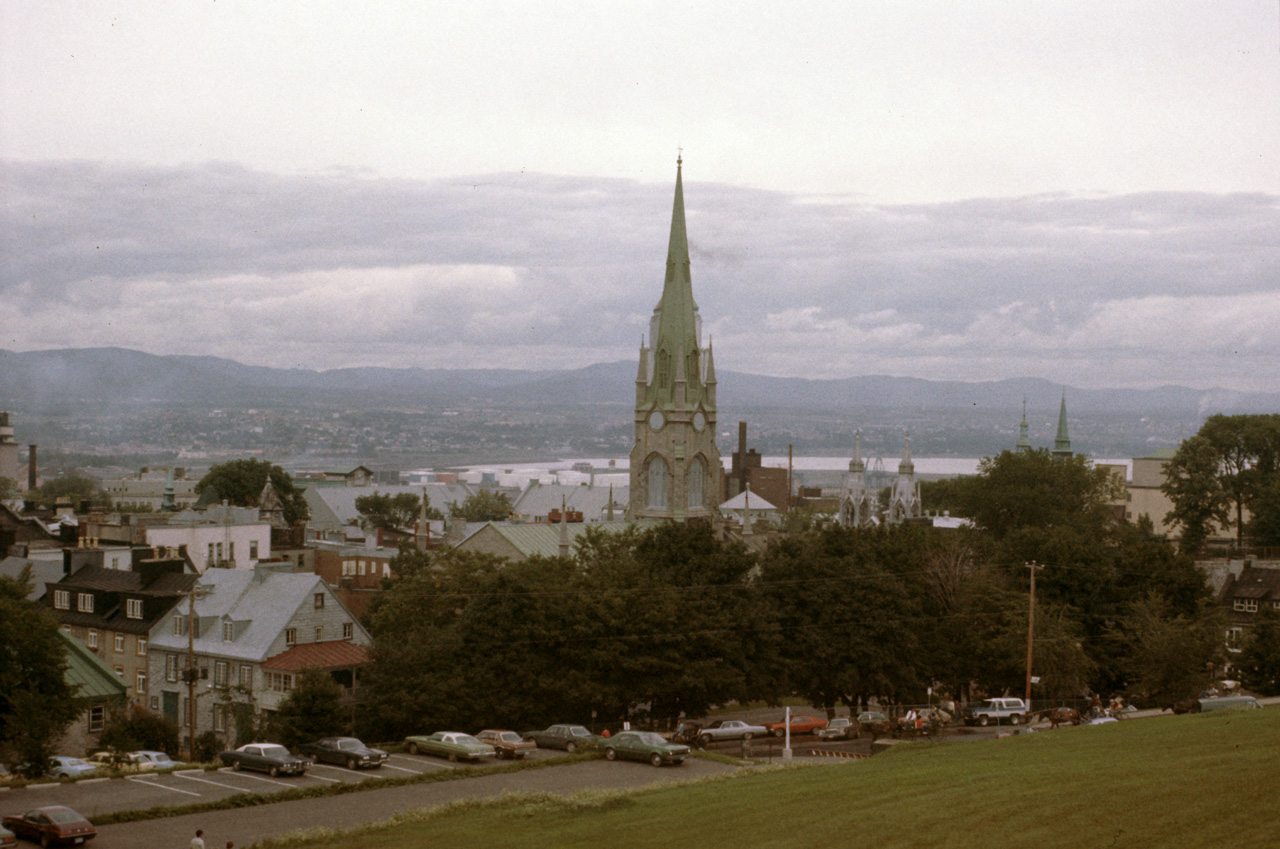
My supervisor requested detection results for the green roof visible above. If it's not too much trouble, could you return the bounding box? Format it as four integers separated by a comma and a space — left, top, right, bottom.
59, 630, 128, 701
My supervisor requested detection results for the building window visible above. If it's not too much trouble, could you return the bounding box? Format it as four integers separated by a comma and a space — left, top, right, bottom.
126, 598, 143, 619
1235, 599, 1259, 613
166, 654, 179, 682
285, 628, 296, 646
213, 703, 227, 732
314, 626, 323, 642
208, 543, 215, 563
136, 637, 147, 656
647, 457, 668, 509
314, 593, 325, 609
88, 705, 106, 732
342, 560, 355, 577
136, 670, 147, 693
358, 560, 366, 576
53, 589, 70, 610
78, 593, 94, 613
110, 556, 120, 569
240, 664, 253, 688
249, 540, 259, 559
173, 616, 187, 636
687, 456, 706, 510
228, 542, 235, 562
214, 661, 228, 687
113, 665, 124, 677
87, 629, 98, 649
223, 622, 235, 642
266, 671, 293, 693
150, 696, 159, 711
114, 633, 125, 653
343, 622, 354, 640
1227, 627, 1244, 648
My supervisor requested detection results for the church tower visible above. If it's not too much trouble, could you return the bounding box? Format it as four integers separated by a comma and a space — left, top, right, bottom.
1015, 399, 1033, 452
887, 431, 923, 524
838, 429, 876, 527
628, 157, 722, 521
1052, 392, 1072, 458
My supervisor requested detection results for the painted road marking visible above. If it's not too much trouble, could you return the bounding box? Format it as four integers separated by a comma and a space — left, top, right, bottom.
214, 767, 296, 788
176, 772, 252, 792
381, 763, 422, 774
127, 776, 202, 796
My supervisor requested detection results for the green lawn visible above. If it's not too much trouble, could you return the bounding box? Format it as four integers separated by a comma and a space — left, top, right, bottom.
262, 709, 1279, 849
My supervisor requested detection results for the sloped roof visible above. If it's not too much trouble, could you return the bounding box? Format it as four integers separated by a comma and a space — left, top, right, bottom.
263, 639, 370, 672
719, 489, 779, 512
511, 481, 628, 522
304, 483, 474, 530
0, 555, 66, 601
459, 520, 652, 560
60, 630, 128, 701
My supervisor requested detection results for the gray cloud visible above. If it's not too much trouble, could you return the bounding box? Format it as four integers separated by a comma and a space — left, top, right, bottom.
3, 160, 1278, 390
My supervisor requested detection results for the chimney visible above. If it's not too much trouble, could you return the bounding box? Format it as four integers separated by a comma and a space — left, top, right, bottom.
27, 444, 37, 490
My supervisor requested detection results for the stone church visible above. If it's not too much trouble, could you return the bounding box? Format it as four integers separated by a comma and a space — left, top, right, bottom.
628, 158, 723, 521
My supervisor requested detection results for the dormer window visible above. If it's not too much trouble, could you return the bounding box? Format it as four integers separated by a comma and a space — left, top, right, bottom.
77, 593, 94, 613
126, 598, 143, 619
223, 622, 235, 642
53, 589, 70, 610
314, 593, 325, 610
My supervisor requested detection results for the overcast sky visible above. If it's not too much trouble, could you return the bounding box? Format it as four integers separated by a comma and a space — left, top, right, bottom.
3, 2, 1279, 391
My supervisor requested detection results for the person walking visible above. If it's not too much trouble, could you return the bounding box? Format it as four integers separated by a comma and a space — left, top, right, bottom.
191, 829, 206, 849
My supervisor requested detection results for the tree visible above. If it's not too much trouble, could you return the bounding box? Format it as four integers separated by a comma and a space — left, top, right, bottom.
270, 669, 346, 749
0, 476, 19, 500
97, 705, 180, 757
955, 449, 1124, 539
0, 568, 79, 776
1160, 435, 1227, 554
449, 490, 513, 522
27, 474, 108, 510
355, 491, 442, 530
195, 459, 308, 524
1236, 607, 1280, 696
1115, 593, 1224, 705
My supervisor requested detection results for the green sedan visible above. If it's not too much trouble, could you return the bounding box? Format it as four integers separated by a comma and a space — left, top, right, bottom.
602, 731, 691, 767
404, 732, 496, 762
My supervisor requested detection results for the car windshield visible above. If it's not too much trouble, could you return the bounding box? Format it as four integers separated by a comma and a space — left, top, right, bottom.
336, 739, 360, 750
830, 718, 849, 727
260, 745, 289, 758
635, 732, 666, 745
569, 727, 591, 737
454, 735, 480, 745
58, 758, 88, 766
47, 809, 85, 824
500, 732, 522, 743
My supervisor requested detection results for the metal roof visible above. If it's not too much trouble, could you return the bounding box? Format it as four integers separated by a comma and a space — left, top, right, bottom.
59, 630, 128, 701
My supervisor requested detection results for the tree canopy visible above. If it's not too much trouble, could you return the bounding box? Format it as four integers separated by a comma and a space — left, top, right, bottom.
355, 491, 442, 530
449, 490, 513, 522
195, 458, 308, 524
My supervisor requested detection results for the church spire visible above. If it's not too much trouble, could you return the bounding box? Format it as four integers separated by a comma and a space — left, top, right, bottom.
1015, 398, 1033, 452
849, 429, 865, 473
898, 430, 914, 476
1052, 392, 1072, 457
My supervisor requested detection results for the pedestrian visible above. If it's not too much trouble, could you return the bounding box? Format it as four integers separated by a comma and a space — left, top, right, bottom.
226, 842, 234, 849
191, 829, 205, 849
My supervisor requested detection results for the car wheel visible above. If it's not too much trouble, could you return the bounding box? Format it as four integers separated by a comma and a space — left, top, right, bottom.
408, 743, 419, 755
40, 834, 51, 849
1010, 714, 1021, 726
742, 732, 754, 741
605, 748, 617, 761
978, 715, 990, 727
773, 728, 784, 737
697, 734, 711, 747
650, 753, 664, 767
233, 761, 243, 771
269, 766, 279, 777
347, 758, 358, 770
564, 742, 576, 754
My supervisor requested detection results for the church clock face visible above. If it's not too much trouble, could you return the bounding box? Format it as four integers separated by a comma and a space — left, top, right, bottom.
648, 410, 666, 431
692, 411, 706, 431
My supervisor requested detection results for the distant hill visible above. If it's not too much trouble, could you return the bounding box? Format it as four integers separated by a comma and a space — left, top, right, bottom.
2, 347, 1277, 417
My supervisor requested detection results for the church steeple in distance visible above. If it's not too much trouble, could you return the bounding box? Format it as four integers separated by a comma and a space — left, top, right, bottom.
629, 156, 722, 521
1015, 398, 1033, 452
1052, 392, 1072, 457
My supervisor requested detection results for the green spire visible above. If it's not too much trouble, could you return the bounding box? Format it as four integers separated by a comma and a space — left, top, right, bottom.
1015, 398, 1032, 451
1052, 392, 1072, 457
643, 156, 704, 409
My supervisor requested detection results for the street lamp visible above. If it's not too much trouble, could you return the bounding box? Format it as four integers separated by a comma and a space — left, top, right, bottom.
184, 581, 213, 760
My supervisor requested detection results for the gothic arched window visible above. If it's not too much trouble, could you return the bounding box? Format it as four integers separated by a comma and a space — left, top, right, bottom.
687, 456, 706, 510
647, 456, 669, 509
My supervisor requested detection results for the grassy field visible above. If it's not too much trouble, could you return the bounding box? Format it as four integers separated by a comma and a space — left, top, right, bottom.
261, 709, 1279, 849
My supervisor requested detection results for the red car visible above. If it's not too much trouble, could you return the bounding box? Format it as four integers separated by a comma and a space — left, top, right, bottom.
2, 806, 96, 846
764, 713, 828, 737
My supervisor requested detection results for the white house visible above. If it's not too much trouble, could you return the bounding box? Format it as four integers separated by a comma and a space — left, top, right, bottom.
144, 505, 271, 573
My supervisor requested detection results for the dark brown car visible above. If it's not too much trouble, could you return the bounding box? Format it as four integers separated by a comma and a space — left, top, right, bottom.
476, 729, 537, 759
2, 806, 96, 847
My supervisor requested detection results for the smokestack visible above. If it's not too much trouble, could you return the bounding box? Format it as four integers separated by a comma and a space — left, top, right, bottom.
738, 422, 747, 458
27, 444, 36, 490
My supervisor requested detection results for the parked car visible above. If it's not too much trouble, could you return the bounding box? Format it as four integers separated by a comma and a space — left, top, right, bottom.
1197, 695, 1262, 713
298, 737, 388, 769
522, 724, 598, 753
475, 729, 537, 760
603, 731, 691, 767
962, 697, 1031, 727
218, 743, 310, 777
814, 717, 855, 740
45, 757, 98, 779
691, 719, 768, 746
85, 751, 145, 772
764, 714, 828, 737
404, 732, 495, 762
2, 806, 96, 846
0, 821, 15, 849
130, 751, 182, 770
855, 711, 895, 736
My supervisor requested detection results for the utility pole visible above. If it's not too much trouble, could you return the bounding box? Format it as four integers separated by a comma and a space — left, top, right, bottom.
1025, 561, 1044, 707
184, 581, 212, 760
